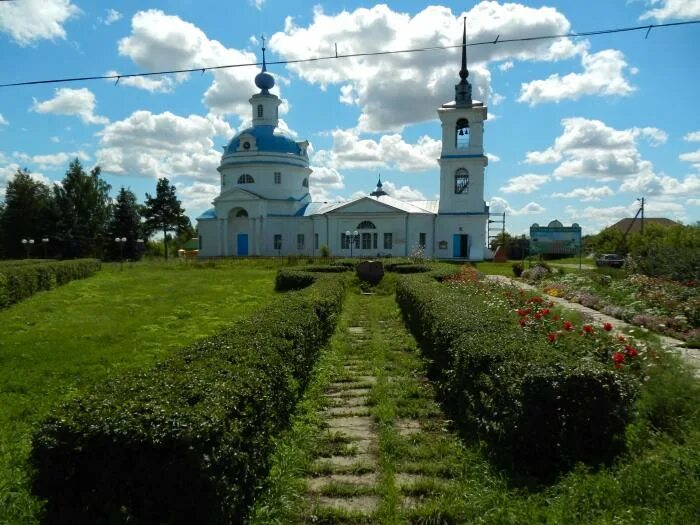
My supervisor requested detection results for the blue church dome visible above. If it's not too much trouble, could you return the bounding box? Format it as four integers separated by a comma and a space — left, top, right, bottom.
226, 125, 302, 155
255, 71, 275, 92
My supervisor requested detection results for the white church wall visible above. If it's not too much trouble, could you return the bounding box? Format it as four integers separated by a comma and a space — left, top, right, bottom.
219, 161, 310, 201
406, 215, 436, 258
435, 215, 487, 260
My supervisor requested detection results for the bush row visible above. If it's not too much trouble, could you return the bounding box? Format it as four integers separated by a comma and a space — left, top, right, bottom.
0, 259, 101, 308
275, 265, 350, 291
395, 275, 638, 475
31, 273, 346, 524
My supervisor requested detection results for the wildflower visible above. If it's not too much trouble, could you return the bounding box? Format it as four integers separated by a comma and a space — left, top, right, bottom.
617, 335, 627, 343
553, 314, 559, 321
602, 322, 613, 331
519, 318, 527, 327
517, 308, 531, 317
582, 324, 594, 335
547, 332, 557, 343
624, 345, 638, 358
612, 352, 625, 368
535, 312, 543, 320
563, 320, 574, 331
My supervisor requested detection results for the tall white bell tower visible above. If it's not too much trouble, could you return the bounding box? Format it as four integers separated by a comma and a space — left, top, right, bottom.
437, 18, 488, 215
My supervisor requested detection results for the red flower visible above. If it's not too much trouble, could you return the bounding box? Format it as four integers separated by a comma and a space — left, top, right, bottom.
602, 322, 613, 332
582, 324, 594, 335
553, 315, 559, 321
517, 308, 531, 317
541, 308, 551, 316
625, 345, 638, 358
535, 312, 543, 320
547, 332, 557, 343
528, 296, 544, 304
617, 335, 627, 343
548, 301, 555, 307
519, 318, 527, 327
613, 352, 625, 365
563, 320, 574, 331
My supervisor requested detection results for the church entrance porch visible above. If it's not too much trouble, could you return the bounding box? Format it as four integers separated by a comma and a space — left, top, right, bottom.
453, 234, 469, 258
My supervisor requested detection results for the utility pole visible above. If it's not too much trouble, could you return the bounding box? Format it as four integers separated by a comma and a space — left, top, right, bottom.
639, 197, 645, 234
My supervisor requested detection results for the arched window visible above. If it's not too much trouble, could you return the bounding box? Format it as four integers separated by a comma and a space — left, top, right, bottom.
456, 118, 469, 149
235, 209, 248, 218
454, 168, 469, 194
302, 177, 308, 188
237, 174, 254, 184
257, 104, 263, 118
357, 220, 376, 229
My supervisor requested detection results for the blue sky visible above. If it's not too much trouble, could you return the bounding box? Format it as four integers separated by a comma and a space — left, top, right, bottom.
1, 0, 698, 235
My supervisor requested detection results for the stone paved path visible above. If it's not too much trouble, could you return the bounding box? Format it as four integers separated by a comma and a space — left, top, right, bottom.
486, 274, 700, 376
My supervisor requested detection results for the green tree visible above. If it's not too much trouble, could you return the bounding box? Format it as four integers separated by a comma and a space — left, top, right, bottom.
589, 226, 625, 256
142, 178, 189, 260
489, 231, 513, 251
0, 168, 55, 259
107, 187, 144, 261
53, 159, 112, 258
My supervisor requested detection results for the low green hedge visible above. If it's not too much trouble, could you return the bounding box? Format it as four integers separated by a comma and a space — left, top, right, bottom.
31, 273, 346, 524
275, 266, 349, 291
396, 275, 638, 475
0, 259, 101, 308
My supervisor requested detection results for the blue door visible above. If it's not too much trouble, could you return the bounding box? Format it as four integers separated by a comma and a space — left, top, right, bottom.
453, 234, 468, 258
237, 234, 248, 256
453, 234, 460, 258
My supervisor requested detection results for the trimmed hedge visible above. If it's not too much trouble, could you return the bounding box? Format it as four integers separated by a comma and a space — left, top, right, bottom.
275, 266, 349, 291
31, 273, 346, 524
396, 275, 638, 475
0, 259, 101, 308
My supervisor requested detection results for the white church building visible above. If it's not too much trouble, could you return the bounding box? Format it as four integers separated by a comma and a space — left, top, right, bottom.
197, 25, 489, 259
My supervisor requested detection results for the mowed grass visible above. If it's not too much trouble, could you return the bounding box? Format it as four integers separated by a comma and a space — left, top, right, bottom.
0, 259, 280, 524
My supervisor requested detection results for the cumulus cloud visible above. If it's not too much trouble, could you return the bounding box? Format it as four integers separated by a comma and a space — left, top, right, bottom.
0, 163, 50, 199
498, 60, 514, 71
117, 9, 265, 118
499, 174, 550, 194
640, 0, 700, 22
270, 2, 582, 131
0, 114, 7, 126
95, 110, 232, 181
175, 181, 219, 213
684, 131, 700, 142
102, 8, 122, 25
381, 181, 426, 200
249, 0, 266, 10
518, 49, 635, 105
524, 117, 666, 181
487, 196, 544, 215
13, 150, 91, 170
0, 0, 80, 46
314, 128, 441, 171
680, 150, 700, 164
619, 172, 700, 196
32, 88, 108, 125
105, 70, 175, 93
486, 153, 501, 163
551, 186, 614, 201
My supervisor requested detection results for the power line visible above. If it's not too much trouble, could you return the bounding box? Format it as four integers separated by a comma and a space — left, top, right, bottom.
0, 19, 698, 88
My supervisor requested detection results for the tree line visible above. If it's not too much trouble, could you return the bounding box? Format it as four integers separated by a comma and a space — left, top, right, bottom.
0, 158, 194, 261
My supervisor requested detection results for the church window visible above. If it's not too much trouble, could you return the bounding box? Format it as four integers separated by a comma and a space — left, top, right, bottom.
361, 233, 371, 249
384, 233, 392, 249
238, 173, 254, 184
454, 168, 469, 194
235, 209, 248, 218
274, 234, 282, 251
456, 118, 469, 149
419, 232, 427, 249
274, 172, 281, 184
297, 234, 305, 250
372, 233, 378, 249
357, 220, 376, 229
257, 104, 263, 118
302, 177, 308, 188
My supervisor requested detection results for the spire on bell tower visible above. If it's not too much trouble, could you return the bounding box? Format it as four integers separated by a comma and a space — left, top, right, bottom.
455, 17, 473, 107
255, 35, 275, 94
370, 174, 388, 197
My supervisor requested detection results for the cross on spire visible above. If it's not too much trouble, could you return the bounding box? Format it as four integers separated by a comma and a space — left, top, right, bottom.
261, 35, 267, 71
454, 16, 473, 107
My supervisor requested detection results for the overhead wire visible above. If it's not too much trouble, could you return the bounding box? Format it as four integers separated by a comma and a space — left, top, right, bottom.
0, 19, 698, 88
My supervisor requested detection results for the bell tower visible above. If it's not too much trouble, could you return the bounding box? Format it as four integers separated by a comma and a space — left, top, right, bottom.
437, 18, 488, 214
250, 37, 281, 127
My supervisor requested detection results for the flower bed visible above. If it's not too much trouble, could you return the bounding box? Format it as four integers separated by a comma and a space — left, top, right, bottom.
532, 271, 700, 344
31, 271, 345, 524
396, 272, 640, 475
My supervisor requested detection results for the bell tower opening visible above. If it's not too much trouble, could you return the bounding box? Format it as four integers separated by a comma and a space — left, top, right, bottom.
456, 118, 469, 148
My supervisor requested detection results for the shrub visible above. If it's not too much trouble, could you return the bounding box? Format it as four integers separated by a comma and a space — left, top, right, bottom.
512, 262, 524, 277
31, 273, 345, 524
387, 263, 432, 274
275, 269, 316, 291
0, 259, 100, 308
396, 275, 638, 475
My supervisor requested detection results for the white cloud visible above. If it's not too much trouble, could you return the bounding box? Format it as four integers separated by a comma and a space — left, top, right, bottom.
551, 186, 614, 201
486, 153, 501, 163
684, 131, 700, 142
619, 173, 700, 196
499, 174, 549, 193
32, 88, 108, 125
117, 9, 263, 118
309, 166, 345, 202
0, 114, 7, 126
381, 181, 426, 201
640, 0, 700, 22
103, 8, 122, 25
105, 70, 175, 93
270, 2, 582, 131
11, 150, 91, 170
518, 49, 635, 105
687, 198, 700, 207
175, 181, 219, 213
486, 197, 544, 215
0, 0, 80, 46
680, 149, 700, 164
50, 136, 60, 143
249, 0, 266, 10
314, 128, 441, 171
0, 163, 50, 199
490, 93, 505, 106
498, 60, 514, 71
96, 110, 232, 181
525, 118, 666, 181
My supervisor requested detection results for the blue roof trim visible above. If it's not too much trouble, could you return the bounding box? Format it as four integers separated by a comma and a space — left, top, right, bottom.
196, 208, 217, 220
440, 154, 486, 159
226, 125, 302, 155
220, 159, 308, 168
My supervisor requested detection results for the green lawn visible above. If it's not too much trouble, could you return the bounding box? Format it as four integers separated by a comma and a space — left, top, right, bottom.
0, 259, 279, 524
